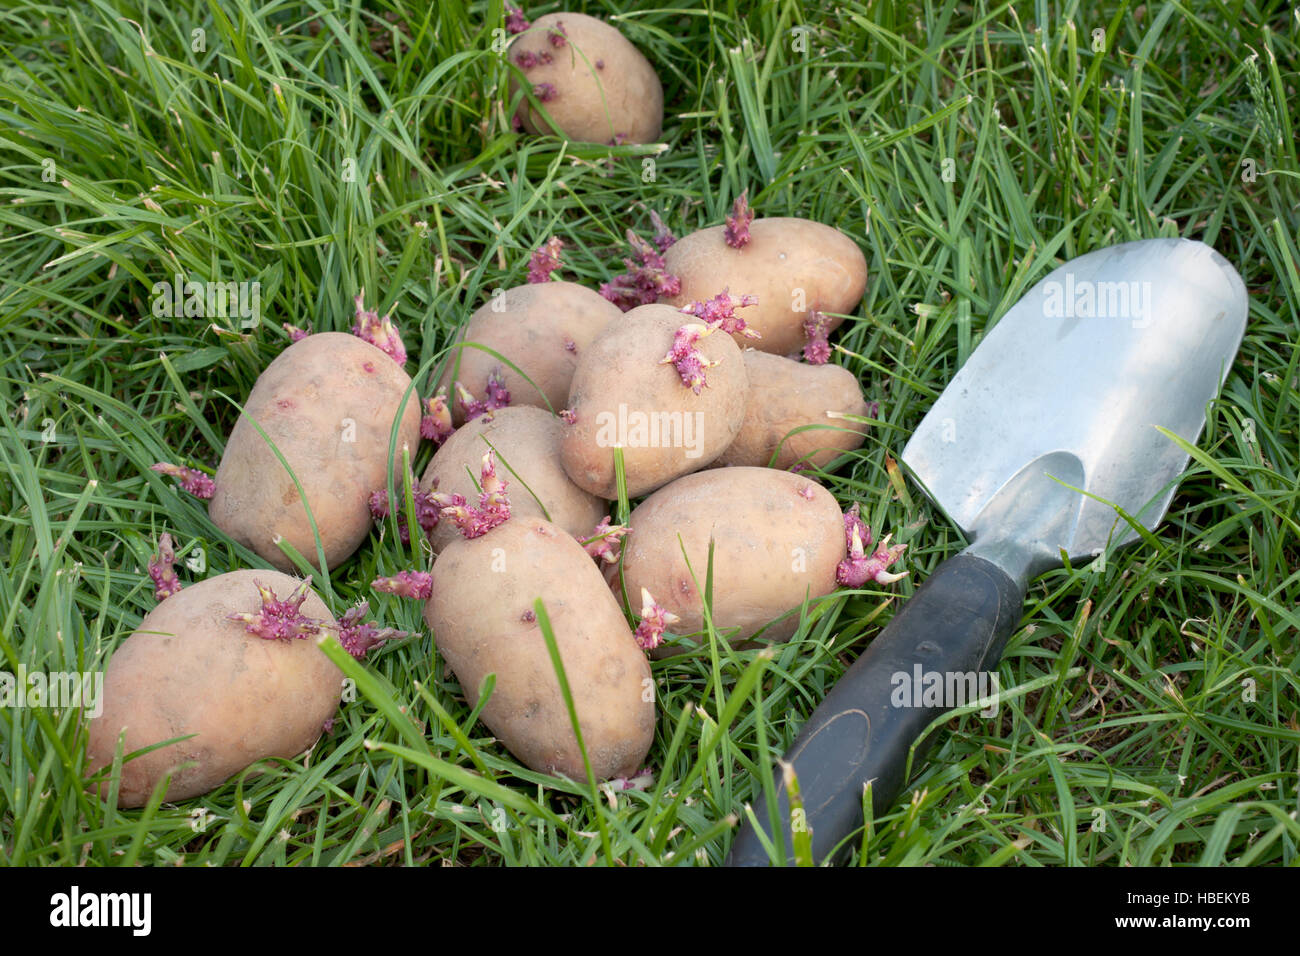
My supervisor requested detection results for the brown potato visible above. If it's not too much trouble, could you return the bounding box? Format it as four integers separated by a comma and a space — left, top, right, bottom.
508, 12, 663, 145
420, 406, 607, 554
425, 517, 654, 781
86, 570, 343, 807
617, 467, 845, 646
436, 281, 621, 423
560, 303, 749, 498
209, 333, 423, 572
716, 351, 871, 470
661, 218, 868, 355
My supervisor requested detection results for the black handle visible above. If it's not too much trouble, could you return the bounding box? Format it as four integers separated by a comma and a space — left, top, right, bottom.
726, 552, 1025, 866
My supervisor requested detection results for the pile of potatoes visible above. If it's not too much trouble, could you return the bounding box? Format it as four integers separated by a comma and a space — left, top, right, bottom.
87, 9, 889, 807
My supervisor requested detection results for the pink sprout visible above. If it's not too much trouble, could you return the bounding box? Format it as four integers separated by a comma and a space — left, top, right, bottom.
600, 229, 682, 312
660, 323, 720, 394
835, 504, 908, 587
432, 451, 511, 539
533, 82, 557, 103
485, 371, 510, 408
351, 290, 407, 366
608, 767, 655, 791
797, 484, 816, 501
283, 323, 310, 342
333, 601, 408, 659
548, 21, 567, 46
563, 337, 577, 354
581, 516, 630, 565
679, 289, 761, 339
456, 371, 511, 422
649, 211, 676, 252
514, 49, 553, 68
371, 570, 434, 601
633, 588, 679, 650
559, 408, 576, 424
148, 532, 182, 602
368, 477, 440, 544
724, 190, 754, 249
151, 462, 215, 499
803, 310, 832, 364
527, 236, 564, 284
505, 4, 530, 34
421, 388, 454, 444
228, 579, 324, 641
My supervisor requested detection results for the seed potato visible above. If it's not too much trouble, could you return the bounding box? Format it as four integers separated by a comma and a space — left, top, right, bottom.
420, 406, 607, 554
425, 517, 654, 781
437, 281, 621, 422
86, 570, 343, 807
661, 218, 868, 355
617, 467, 846, 646
509, 12, 663, 145
209, 333, 423, 572
716, 350, 871, 470
561, 303, 749, 498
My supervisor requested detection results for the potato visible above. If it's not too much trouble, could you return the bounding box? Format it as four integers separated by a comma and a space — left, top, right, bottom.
716, 351, 871, 470
561, 304, 749, 498
616, 467, 845, 646
509, 12, 663, 145
425, 517, 654, 781
436, 281, 621, 423
209, 333, 423, 572
86, 569, 343, 807
661, 218, 868, 355
420, 406, 607, 554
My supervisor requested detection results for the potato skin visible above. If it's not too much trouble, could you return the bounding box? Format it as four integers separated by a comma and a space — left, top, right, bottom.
509, 12, 663, 145
436, 282, 621, 423
209, 333, 423, 572
617, 468, 846, 645
716, 351, 870, 470
661, 218, 868, 355
425, 519, 654, 781
86, 570, 343, 807
561, 304, 749, 498
420, 406, 607, 554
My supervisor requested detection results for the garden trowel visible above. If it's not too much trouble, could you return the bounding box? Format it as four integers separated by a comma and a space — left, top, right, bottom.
726, 238, 1248, 866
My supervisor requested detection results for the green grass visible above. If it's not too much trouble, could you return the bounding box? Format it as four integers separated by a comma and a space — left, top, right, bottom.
1, 0, 1298, 866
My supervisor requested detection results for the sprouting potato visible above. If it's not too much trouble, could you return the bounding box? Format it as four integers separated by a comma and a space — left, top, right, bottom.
616, 467, 847, 647
86, 570, 343, 807
509, 12, 663, 145
661, 217, 867, 356
420, 405, 607, 554
436, 281, 621, 423
716, 350, 871, 470
209, 333, 423, 572
423, 454, 653, 781
560, 303, 749, 498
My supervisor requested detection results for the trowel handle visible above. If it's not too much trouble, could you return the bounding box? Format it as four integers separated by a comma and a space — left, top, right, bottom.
725, 552, 1024, 866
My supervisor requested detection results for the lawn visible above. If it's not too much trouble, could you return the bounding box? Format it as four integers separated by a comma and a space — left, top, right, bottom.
0, 0, 1297, 866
